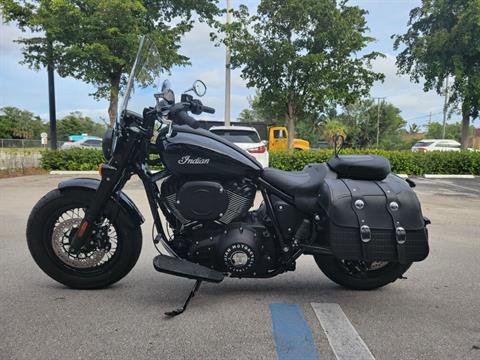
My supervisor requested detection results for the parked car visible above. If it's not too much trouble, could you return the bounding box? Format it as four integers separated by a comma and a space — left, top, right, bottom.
61, 137, 103, 150
209, 126, 269, 167
411, 139, 461, 152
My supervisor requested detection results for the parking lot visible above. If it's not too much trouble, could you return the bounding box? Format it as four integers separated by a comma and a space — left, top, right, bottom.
0, 175, 479, 360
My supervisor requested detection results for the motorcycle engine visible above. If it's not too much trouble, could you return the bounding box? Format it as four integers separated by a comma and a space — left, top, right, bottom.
161, 177, 256, 225
160, 177, 277, 276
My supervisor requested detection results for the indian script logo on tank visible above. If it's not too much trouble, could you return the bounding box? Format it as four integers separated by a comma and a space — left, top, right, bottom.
178, 155, 210, 165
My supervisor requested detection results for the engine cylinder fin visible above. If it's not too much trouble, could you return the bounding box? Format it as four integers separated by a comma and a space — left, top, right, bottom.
218, 190, 252, 224
165, 193, 188, 224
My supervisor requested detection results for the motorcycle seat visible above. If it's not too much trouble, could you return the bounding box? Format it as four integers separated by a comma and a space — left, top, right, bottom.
261, 163, 327, 198
327, 155, 391, 181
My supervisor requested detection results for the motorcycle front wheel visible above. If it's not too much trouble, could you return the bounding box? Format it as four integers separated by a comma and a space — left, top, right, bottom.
27, 188, 142, 289
314, 255, 412, 290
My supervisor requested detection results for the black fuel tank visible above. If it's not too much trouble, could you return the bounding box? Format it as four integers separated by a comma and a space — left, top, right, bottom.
159, 126, 262, 177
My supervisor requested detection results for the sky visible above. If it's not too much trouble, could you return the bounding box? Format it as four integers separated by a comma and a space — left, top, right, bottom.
0, 0, 453, 130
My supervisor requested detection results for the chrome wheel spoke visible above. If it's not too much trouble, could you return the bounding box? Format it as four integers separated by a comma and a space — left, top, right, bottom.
51, 208, 117, 269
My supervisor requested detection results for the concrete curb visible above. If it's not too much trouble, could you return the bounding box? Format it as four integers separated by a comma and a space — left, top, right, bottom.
423, 174, 476, 179
50, 171, 98, 175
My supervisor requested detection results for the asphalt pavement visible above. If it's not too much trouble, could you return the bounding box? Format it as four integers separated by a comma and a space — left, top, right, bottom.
0, 175, 479, 360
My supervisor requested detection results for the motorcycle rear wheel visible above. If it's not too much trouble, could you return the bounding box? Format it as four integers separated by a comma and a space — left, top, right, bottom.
27, 188, 142, 289
314, 255, 412, 290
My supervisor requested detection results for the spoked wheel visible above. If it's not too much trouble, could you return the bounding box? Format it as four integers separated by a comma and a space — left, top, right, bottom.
27, 189, 142, 289
50, 208, 119, 270
314, 255, 412, 290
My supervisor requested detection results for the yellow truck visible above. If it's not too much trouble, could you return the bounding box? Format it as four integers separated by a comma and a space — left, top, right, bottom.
267, 126, 310, 151
198, 121, 310, 151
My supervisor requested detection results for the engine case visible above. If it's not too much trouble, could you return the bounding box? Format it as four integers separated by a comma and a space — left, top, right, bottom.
187, 220, 277, 277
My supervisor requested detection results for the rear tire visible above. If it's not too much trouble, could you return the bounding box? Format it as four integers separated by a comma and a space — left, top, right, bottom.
314, 255, 411, 290
27, 189, 142, 289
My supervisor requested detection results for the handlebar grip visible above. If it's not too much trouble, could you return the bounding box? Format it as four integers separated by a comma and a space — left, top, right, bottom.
202, 106, 215, 114
176, 110, 199, 129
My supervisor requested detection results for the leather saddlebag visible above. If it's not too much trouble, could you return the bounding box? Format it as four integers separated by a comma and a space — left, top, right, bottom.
317, 174, 429, 263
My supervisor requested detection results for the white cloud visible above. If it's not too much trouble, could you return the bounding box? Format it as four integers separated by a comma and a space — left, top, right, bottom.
0, 20, 23, 54
370, 54, 445, 123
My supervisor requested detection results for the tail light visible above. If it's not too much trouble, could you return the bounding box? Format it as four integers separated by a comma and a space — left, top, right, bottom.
247, 145, 266, 154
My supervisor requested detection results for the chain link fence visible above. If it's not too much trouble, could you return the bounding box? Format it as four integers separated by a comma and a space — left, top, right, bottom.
0, 139, 65, 149
0, 139, 62, 170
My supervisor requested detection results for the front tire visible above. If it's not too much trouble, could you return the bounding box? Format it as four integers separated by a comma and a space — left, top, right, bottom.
27, 188, 142, 289
314, 255, 411, 290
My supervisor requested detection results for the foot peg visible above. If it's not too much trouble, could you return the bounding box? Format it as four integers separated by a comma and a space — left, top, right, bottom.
153, 254, 224, 282
165, 280, 202, 317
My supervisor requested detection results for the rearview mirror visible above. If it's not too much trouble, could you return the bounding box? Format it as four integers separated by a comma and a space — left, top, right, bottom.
190, 80, 207, 97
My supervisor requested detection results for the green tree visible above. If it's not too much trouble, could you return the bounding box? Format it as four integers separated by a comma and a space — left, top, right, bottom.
56, 112, 106, 141
0, 0, 220, 126
393, 0, 480, 149
0, 106, 46, 139
237, 92, 289, 125
339, 99, 406, 149
408, 123, 420, 134
321, 119, 347, 146
425, 121, 474, 142
237, 108, 258, 123
219, 0, 384, 149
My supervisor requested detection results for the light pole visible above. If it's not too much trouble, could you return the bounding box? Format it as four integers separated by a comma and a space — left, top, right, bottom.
47, 37, 57, 150
224, 0, 232, 126
374, 97, 386, 148
442, 76, 449, 139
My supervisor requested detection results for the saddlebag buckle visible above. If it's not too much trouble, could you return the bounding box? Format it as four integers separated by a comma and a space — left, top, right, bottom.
360, 225, 371, 243
396, 227, 406, 244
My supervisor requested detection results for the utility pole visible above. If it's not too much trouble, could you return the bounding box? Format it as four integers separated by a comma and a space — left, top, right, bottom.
442, 76, 449, 139
373, 97, 386, 148
224, 0, 232, 126
47, 37, 57, 150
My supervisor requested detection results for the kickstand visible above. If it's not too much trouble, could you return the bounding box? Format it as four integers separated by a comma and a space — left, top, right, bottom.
165, 280, 202, 317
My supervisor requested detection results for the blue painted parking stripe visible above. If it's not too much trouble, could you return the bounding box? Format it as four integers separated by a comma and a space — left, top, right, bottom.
269, 304, 320, 360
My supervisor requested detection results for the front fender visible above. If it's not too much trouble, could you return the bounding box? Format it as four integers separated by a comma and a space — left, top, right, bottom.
58, 178, 145, 226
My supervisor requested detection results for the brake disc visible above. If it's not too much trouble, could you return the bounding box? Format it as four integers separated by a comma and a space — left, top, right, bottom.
51, 217, 107, 269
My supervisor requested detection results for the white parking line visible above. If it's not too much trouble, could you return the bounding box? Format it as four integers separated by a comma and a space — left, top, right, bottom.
311, 303, 375, 360
434, 179, 480, 194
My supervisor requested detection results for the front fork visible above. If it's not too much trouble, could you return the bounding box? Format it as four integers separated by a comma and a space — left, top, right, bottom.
68, 164, 126, 252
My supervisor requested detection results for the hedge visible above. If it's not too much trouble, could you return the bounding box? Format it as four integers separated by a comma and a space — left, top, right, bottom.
270, 149, 480, 175
41, 148, 104, 171
41, 148, 480, 175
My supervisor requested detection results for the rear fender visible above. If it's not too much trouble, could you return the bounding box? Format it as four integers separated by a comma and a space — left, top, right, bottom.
58, 178, 144, 227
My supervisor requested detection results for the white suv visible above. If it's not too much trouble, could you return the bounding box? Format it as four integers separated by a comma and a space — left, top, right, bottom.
210, 126, 269, 168
411, 139, 461, 152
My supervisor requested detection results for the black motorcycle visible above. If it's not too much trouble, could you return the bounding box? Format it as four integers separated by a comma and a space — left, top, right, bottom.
27, 37, 429, 316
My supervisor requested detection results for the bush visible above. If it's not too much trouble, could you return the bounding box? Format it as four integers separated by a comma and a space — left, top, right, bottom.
270, 149, 480, 175
41, 148, 105, 171
40, 148, 480, 175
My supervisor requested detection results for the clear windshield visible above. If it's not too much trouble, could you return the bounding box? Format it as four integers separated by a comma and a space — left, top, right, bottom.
118, 36, 164, 122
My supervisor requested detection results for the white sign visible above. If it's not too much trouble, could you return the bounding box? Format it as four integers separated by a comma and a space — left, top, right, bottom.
41, 132, 48, 145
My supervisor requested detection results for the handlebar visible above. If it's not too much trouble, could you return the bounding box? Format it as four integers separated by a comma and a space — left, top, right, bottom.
167, 99, 215, 129
176, 110, 200, 129
202, 105, 215, 114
